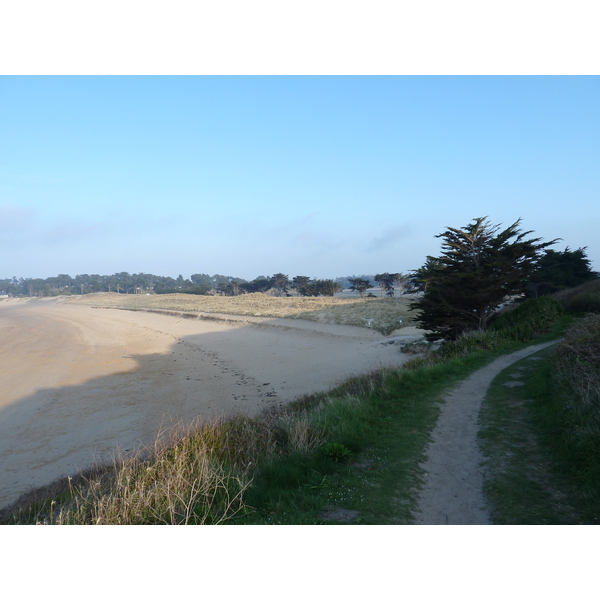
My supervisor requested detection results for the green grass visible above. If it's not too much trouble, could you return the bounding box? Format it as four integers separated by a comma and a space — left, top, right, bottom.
479, 317, 600, 524
479, 348, 588, 524
238, 346, 539, 524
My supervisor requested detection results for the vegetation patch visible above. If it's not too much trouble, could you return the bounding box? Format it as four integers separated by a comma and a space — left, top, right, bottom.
549, 314, 600, 506
68, 292, 416, 334
479, 314, 600, 524
296, 297, 415, 335
0, 421, 252, 525
552, 278, 600, 314
479, 349, 588, 524
488, 296, 564, 341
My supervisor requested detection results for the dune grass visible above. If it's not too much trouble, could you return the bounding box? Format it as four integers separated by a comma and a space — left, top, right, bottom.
67, 291, 417, 335
1, 421, 253, 525
296, 297, 415, 335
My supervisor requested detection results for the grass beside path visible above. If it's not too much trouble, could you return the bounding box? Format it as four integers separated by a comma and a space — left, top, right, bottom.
479, 347, 588, 524
238, 343, 536, 524
479, 317, 600, 525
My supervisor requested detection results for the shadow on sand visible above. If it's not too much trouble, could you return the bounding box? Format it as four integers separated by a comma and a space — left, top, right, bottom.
0, 309, 406, 509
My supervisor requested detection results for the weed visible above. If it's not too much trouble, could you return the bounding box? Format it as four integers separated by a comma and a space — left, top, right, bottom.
321, 443, 352, 462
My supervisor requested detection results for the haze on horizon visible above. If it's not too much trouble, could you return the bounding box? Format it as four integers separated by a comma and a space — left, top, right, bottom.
2, 76, 599, 282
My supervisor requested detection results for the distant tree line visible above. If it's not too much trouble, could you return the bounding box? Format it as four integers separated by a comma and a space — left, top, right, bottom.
0, 270, 409, 298
3, 259, 486, 301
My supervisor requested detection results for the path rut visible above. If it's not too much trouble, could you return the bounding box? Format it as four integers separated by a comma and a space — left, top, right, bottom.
413, 340, 558, 525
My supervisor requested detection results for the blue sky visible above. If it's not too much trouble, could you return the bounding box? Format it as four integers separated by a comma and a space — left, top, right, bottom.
1, 76, 599, 281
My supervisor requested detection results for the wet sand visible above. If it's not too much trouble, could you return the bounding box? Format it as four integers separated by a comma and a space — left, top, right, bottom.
0, 298, 418, 508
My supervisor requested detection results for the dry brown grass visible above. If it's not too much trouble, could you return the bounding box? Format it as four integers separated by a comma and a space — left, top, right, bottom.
67, 292, 416, 334
552, 278, 600, 313
19, 419, 252, 525
67, 291, 361, 316
0, 406, 334, 525
553, 313, 600, 417
297, 297, 415, 334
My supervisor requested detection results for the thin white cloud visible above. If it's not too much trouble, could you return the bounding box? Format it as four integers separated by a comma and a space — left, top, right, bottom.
0, 205, 36, 242
366, 224, 412, 253
0, 204, 35, 226
40, 220, 106, 245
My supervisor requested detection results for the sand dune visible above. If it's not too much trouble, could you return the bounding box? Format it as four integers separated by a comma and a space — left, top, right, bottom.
0, 298, 420, 508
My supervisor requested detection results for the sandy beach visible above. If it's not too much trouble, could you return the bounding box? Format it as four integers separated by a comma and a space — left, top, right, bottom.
0, 297, 419, 508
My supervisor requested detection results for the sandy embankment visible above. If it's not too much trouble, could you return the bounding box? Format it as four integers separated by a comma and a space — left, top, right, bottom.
0, 298, 420, 509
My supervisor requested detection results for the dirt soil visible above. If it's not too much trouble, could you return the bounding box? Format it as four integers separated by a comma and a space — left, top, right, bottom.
413, 340, 559, 525
0, 297, 420, 509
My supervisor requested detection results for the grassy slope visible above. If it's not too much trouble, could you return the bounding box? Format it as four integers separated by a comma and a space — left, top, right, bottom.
480, 349, 599, 524
241, 346, 531, 525
240, 304, 570, 525
478, 280, 600, 525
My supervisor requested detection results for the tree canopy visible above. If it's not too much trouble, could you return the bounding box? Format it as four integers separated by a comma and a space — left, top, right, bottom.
525, 247, 598, 297
348, 277, 371, 297
374, 272, 408, 297
410, 217, 557, 341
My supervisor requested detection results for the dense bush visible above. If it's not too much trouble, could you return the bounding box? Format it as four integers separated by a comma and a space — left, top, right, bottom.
552, 278, 600, 314
489, 296, 564, 341
425, 297, 564, 362
553, 314, 600, 426
546, 314, 600, 503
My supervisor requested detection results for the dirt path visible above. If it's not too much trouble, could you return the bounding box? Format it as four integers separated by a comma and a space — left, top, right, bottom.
413, 340, 559, 525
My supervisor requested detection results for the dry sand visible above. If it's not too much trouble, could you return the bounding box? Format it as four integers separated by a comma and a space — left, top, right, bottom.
0, 297, 420, 509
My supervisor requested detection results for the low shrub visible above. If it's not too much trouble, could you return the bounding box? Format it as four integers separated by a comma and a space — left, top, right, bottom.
552, 278, 600, 314
408, 297, 564, 365
528, 313, 600, 515
490, 296, 563, 341
553, 314, 600, 430
563, 291, 600, 314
